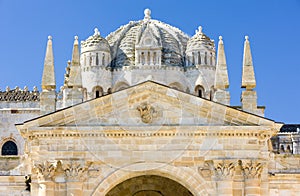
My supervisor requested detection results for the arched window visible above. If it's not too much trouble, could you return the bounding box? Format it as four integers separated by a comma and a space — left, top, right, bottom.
153, 52, 157, 65
195, 85, 205, 98
192, 52, 195, 65
198, 89, 203, 98
89, 54, 92, 66
141, 52, 145, 65
92, 86, 103, 99
96, 53, 99, 65
95, 90, 100, 98
1, 141, 18, 155
287, 145, 292, 153
102, 53, 105, 65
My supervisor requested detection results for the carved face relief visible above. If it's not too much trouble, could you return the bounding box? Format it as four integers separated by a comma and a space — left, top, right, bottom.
137, 103, 155, 123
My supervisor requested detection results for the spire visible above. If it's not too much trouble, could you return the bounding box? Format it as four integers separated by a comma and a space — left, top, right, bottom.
241, 36, 256, 90
214, 36, 229, 90
68, 36, 82, 88
41, 36, 56, 90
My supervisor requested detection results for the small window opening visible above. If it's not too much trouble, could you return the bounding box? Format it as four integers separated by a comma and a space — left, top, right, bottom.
95, 90, 100, 98
198, 89, 203, 98
2, 141, 18, 155
287, 145, 292, 153
96, 53, 99, 65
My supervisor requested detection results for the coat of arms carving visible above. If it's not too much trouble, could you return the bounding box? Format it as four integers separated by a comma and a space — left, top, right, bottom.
137, 103, 155, 123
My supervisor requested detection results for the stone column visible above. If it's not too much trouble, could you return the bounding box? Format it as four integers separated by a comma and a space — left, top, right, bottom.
195, 52, 199, 65
243, 161, 262, 196
212, 160, 235, 196
67, 182, 83, 196
39, 181, 56, 196
233, 160, 245, 195
64, 160, 89, 196
32, 161, 57, 196
150, 51, 154, 65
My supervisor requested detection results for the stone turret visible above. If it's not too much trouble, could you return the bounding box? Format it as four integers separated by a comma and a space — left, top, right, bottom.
186, 26, 216, 67
213, 36, 230, 105
63, 36, 83, 107
186, 26, 216, 99
40, 36, 56, 115
241, 36, 264, 116
81, 28, 112, 100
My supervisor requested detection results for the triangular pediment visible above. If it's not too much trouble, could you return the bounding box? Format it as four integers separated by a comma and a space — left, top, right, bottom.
18, 81, 280, 130
136, 24, 161, 48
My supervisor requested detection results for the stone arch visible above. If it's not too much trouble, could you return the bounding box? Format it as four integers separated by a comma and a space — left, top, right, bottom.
112, 81, 130, 92
1, 137, 18, 156
106, 175, 193, 196
91, 163, 210, 196
92, 86, 103, 98
195, 85, 205, 98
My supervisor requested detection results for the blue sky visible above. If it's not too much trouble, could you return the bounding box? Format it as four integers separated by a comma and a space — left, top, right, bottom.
0, 0, 299, 123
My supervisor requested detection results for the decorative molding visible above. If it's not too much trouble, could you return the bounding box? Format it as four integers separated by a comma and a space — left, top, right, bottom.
243, 161, 263, 179
32, 160, 98, 182
27, 131, 272, 140
32, 161, 55, 181
212, 160, 235, 180
63, 160, 89, 181
198, 160, 263, 181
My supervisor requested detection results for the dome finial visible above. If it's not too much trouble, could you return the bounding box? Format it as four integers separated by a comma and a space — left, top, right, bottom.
144, 8, 151, 20
196, 26, 203, 34
94, 28, 100, 36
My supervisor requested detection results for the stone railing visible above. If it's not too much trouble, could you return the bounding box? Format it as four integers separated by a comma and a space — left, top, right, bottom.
0, 86, 39, 102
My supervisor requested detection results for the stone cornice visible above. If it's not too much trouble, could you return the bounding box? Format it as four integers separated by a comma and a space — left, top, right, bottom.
22, 126, 275, 140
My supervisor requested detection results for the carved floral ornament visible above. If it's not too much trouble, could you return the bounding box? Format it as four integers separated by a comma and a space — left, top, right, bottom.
32, 160, 100, 182
198, 160, 263, 180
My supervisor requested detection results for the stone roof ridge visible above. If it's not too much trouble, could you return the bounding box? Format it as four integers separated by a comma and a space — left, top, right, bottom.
152, 20, 188, 56
105, 20, 139, 41
0, 86, 40, 102
18, 81, 280, 128
106, 21, 139, 60
151, 19, 190, 40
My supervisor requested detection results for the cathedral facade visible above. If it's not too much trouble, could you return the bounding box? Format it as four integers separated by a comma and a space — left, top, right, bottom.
0, 9, 299, 196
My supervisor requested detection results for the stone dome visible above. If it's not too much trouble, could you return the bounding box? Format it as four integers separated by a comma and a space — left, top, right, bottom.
106, 10, 190, 68
81, 28, 111, 53
186, 26, 215, 53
